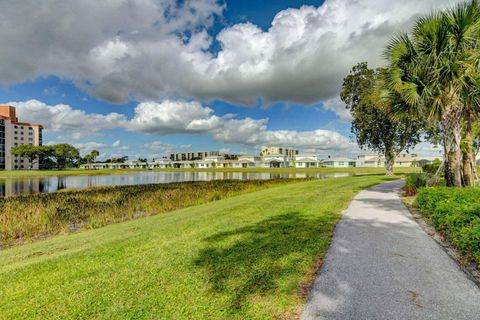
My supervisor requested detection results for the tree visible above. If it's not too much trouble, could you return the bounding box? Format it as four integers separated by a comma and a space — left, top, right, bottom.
385, 1, 480, 186
11, 145, 41, 169
53, 144, 80, 169
341, 62, 423, 175
83, 150, 100, 167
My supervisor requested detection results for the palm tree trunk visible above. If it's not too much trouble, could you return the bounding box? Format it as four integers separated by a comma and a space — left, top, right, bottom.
442, 102, 463, 187
462, 112, 476, 186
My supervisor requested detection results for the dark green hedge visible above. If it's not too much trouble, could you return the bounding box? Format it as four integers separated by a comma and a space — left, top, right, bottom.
416, 187, 480, 265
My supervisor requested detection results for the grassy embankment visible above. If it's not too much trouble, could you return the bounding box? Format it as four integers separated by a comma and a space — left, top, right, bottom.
0, 179, 298, 247
0, 166, 420, 178
416, 187, 480, 265
0, 175, 398, 319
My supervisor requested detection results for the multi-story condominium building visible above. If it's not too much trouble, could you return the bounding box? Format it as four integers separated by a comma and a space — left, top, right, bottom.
0, 105, 43, 170
169, 151, 239, 161
261, 146, 299, 160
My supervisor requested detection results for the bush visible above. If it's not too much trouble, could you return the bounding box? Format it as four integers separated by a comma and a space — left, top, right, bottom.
416, 187, 480, 265
405, 173, 429, 195
421, 158, 442, 175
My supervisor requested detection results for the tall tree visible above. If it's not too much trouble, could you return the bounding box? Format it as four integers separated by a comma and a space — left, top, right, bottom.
53, 144, 80, 169
341, 62, 423, 175
385, 0, 480, 186
11, 145, 41, 169
83, 150, 100, 167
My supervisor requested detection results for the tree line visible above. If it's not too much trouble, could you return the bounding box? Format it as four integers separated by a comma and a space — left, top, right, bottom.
342, 0, 480, 187
10, 144, 100, 170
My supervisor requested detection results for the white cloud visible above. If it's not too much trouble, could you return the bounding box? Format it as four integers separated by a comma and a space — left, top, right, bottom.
8, 99, 127, 139
128, 100, 222, 134
6, 98, 355, 152
322, 97, 352, 122
0, 0, 453, 118
130, 101, 355, 151
74, 142, 109, 154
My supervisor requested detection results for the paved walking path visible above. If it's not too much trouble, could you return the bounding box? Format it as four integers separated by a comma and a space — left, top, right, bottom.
302, 180, 480, 320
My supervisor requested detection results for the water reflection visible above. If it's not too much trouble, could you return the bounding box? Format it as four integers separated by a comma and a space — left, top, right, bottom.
0, 171, 351, 198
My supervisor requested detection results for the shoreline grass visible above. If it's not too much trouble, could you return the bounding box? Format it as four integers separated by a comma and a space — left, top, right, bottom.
0, 166, 420, 178
0, 179, 300, 248
0, 175, 399, 319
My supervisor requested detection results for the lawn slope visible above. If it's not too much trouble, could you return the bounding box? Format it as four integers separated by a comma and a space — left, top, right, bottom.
0, 175, 397, 319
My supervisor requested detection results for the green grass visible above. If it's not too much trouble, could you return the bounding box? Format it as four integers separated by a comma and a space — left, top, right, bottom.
0, 175, 398, 319
0, 179, 298, 247
0, 166, 420, 178
416, 187, 480, 265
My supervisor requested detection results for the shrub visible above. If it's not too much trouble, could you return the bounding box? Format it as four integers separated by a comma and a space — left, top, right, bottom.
421, 158, 442, 174
404, 173, 429, 195
416, 187, 480, 265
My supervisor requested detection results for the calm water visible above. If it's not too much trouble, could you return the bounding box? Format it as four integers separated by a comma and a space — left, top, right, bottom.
0, 171, 352, 198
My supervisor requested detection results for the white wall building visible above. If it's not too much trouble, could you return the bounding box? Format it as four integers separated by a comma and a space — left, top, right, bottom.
294, 154, 320, 168
322, 157, 357, 168
0, 105, 43, 170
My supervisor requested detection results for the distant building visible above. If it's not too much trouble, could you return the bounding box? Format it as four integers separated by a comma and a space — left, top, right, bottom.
0, 105, 43, 170
322, 157, 357, 168
261, 146, 299, 160
169, 151, 239, 161
294, 154, 320, 168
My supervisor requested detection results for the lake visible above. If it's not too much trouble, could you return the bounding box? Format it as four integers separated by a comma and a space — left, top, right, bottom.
0, 171, 352, 197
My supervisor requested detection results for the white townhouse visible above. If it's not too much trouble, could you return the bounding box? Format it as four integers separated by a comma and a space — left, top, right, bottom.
148, 159, 172, 169
261, 154, 289, 168
80, 162, 128, 169
322, 157, 357, 168
356, 154, 384, 168
294, 154, 320, 168
194, 155, 225, 169
171, 160, 194, 169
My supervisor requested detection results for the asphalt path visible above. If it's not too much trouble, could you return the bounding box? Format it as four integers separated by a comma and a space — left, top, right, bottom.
301, 180, 480, 320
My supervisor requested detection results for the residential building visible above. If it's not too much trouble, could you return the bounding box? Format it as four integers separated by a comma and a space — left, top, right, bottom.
294, 154, 320, 168
262, 154, 289, 168
322, 157, 357, 168
356, 154, 384, 168
261, 146, 299, 160
0, 105, 43, 170
169, 151, 217, 161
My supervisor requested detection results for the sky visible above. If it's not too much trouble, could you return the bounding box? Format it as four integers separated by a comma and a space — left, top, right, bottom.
0, 0, 452, 160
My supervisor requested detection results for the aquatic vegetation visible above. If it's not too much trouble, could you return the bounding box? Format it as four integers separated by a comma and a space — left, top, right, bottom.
0, 179, 298, 247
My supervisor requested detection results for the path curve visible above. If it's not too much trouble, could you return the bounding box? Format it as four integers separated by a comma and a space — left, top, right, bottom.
302, 179, 480, 320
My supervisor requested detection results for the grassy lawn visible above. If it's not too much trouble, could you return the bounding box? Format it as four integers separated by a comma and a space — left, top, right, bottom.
0, 166, 420, 178
0, 175, 399, 319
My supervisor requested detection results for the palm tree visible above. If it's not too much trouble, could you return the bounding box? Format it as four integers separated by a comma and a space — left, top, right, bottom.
385, 0, 480, 186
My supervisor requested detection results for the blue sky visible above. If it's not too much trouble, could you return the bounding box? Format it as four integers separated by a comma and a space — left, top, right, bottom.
0, 0, 449, 159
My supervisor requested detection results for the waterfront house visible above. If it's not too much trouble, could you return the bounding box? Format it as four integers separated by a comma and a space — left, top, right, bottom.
294, 154, 320, 168
262, 154, 289, 168
148, 159, 172, 169
322, 157, 356, 168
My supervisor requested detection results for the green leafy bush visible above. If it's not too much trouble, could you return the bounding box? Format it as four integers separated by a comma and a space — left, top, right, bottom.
405, 173, 429, 195
416, 187, 480, 264
421, 158, 442, 174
